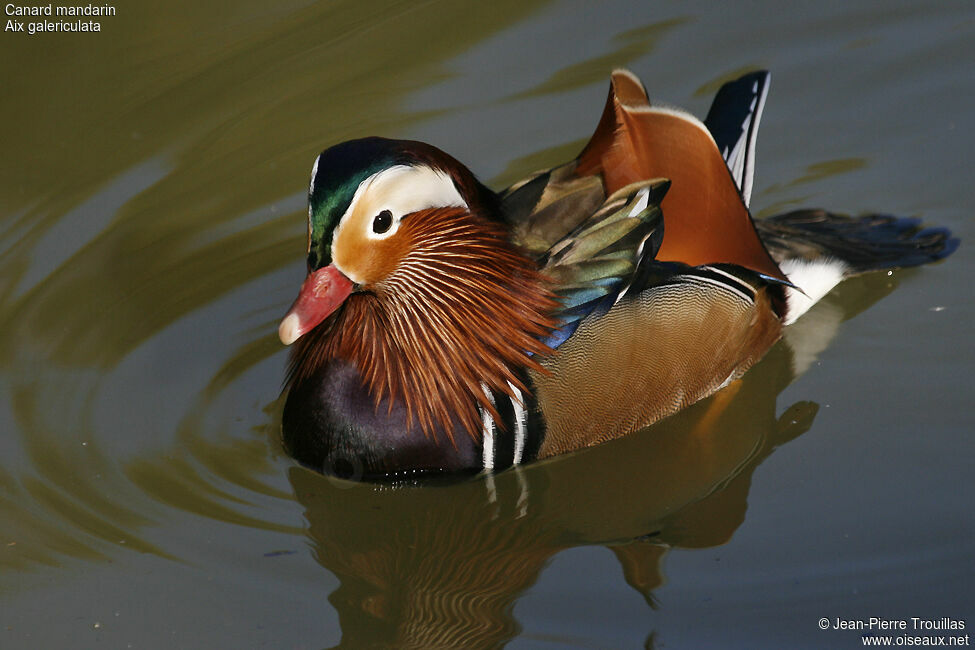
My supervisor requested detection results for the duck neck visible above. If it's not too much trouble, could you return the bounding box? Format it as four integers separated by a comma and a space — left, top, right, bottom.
287, 208, 556, 443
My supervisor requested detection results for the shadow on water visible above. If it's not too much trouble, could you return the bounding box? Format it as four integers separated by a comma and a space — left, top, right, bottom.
286, 270, 906, 649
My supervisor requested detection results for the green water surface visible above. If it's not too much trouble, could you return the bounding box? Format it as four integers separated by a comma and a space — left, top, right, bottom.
1, 1, 972, 648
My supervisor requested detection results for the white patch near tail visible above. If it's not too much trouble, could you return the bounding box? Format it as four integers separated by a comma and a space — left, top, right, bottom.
779, 257, 849, 325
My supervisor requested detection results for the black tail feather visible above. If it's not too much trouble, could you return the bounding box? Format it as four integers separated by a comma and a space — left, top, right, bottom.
756, 209, 959, 275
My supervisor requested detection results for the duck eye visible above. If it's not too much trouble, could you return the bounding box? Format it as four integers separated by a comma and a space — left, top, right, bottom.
372, 210, 393, 234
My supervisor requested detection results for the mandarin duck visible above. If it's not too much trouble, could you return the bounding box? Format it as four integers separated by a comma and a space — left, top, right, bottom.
278, 69, 957, 480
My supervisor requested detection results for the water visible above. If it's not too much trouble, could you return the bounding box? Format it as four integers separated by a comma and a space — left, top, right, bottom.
1, 1, 973, 648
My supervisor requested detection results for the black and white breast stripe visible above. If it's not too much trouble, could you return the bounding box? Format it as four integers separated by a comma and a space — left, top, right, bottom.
477, 374, 544, 472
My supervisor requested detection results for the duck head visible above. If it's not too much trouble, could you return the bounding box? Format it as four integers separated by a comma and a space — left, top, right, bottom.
279, 137, 503, 346
279, 137, 555, 444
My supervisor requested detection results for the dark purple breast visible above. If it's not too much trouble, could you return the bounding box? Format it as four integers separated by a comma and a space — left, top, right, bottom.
281, 358, 485, 480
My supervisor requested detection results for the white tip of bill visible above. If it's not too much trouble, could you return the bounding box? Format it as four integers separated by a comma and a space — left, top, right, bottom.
278, 313, 302, 345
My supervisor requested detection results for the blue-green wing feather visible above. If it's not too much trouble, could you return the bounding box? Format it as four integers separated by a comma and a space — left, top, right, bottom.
540, 179, 669, 348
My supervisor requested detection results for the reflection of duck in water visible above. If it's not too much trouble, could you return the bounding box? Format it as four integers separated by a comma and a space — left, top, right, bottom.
278, 70, 957, 479
289, 328, 827, 648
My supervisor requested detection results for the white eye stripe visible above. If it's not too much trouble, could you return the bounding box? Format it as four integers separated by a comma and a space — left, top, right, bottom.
335, 164, 468, 242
